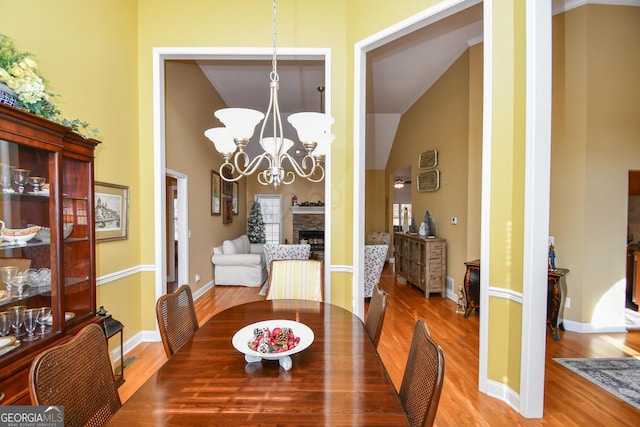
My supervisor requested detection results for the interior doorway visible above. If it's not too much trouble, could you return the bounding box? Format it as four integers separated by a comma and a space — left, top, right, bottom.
165, 169, 189, 294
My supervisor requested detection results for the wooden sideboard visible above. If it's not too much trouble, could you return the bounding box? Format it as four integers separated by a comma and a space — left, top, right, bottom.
462, 260, 569, 341
394, 233, 446, 298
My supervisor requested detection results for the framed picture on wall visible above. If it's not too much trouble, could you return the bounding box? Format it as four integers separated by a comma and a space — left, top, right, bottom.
211, 170, 221, 215
222, 167, 232, 195
223, 197, 233, 224
232, 182, 238, 215
95, 181, 129, 242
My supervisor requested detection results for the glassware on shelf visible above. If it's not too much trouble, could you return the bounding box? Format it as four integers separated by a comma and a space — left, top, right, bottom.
0, 164, 14, 193
12, 168, 30, 193
0, 266, 18, 296
22, 308, 39, 341
9, 305, 26, 337
0, 311, 11, 336
28, 176, 46, 193
11, 273, 29, 299
36, 307, 51, 335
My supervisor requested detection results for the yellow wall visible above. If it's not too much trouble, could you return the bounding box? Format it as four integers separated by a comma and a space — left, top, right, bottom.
485, 0, 527, 391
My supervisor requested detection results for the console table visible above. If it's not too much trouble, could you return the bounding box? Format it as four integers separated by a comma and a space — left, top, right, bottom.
463, 260, 569, 341
394, 233, 446, 298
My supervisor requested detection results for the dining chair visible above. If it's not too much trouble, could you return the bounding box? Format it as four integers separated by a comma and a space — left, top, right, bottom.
156, 284, 199, 357
263, 243, 311, 273
364, 283, 388, 348
266, 259, 324, 302
399, 319, 445, 427
29, 323, 122, 427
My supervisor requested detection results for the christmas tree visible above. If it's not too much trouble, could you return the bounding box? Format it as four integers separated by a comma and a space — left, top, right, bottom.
247, 201, 266, 243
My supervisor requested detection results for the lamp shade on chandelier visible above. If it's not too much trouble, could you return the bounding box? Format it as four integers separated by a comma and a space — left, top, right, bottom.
204, 0, 335, 188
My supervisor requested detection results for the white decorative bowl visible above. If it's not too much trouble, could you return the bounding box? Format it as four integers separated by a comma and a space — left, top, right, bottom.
232, 319, 314, 370
0, 221, 40, 245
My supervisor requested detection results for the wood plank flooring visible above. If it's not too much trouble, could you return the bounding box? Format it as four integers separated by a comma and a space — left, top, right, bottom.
118, 264, 640, 426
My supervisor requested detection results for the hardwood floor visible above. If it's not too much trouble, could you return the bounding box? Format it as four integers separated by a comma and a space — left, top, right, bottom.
118, 264, 640, 426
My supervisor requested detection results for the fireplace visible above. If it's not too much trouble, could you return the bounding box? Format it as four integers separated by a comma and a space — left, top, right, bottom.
299, 230, 325, 252
292, 206, 325, 255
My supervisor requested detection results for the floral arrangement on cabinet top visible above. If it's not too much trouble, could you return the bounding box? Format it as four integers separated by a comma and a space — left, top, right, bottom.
0, 33, 97, 139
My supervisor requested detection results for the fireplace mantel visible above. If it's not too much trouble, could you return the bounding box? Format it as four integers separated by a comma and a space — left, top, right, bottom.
291, 206, 325, 214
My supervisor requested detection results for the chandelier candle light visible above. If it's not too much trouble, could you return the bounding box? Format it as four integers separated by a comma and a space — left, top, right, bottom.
204, 0, 335, 188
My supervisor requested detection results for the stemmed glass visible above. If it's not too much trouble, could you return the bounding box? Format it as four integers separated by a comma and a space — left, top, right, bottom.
28, 176, 46, 193
36, 307, 51, 335
22, 309, 39, 341
9, 305, 26, 337
12, 168, 30, 193
11, 273, 29, 299
0, 311, 11, 336
0, 164, 14, 193
0, 266, 18, 297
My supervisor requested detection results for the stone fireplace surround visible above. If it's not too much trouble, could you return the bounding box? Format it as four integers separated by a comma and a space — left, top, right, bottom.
292, 206, 324, 253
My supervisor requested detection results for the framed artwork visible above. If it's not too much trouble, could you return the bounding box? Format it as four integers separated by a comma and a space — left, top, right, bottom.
211, 170, 221, 215
223, 197, 233, 224
222, 167, 233, 195
232, 182, 238, 215
95, 181, 129, 242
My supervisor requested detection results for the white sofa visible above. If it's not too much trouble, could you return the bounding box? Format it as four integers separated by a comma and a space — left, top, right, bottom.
211, 235, 267, 287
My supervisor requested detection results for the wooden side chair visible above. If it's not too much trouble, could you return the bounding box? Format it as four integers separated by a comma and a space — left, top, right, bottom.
156, 284, 199, 357
29, 323, 122, 427
266, 259, 324, 302
399, 319, 445, 427
364, 283, 388, 348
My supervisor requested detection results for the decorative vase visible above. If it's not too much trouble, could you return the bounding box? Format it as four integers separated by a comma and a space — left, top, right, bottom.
0, 82, 20, 109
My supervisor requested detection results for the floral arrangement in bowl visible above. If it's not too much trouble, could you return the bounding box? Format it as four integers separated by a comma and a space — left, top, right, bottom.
0, 33, 97, 139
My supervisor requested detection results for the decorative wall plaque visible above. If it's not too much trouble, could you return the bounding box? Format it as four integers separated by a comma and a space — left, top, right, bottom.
418, 149, 438, 169
417, 169, 440, 192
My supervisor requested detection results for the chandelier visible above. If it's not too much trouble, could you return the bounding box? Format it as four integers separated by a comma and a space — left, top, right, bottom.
204, 0, 335, 188
394, 179, 405, 189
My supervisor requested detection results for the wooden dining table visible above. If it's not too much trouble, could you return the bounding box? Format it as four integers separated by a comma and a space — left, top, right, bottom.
108, 299, 409, 426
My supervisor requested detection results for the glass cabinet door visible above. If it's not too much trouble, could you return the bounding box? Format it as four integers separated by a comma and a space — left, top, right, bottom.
0, 140, 55, 348
61, 156, 94, 328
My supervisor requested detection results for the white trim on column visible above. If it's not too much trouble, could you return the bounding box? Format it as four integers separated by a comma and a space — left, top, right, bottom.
520, 0, 553, 418
478, 0, 493, 396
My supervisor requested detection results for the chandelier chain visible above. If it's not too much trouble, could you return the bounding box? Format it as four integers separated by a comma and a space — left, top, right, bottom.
271, 0, 279, 82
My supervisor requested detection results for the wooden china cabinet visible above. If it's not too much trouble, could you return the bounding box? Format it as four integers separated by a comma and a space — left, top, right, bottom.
0, 104, 99, 405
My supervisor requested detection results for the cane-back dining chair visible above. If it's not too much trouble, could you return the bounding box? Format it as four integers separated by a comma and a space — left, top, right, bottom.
156, 284, 199, 357
29, 323, 122, 427
266, 259, 324, 302
399, 319, 446, 427
364, 283, 388, 348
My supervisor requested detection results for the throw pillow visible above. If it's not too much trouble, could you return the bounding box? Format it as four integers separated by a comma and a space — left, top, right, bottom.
222, 240, 237, 254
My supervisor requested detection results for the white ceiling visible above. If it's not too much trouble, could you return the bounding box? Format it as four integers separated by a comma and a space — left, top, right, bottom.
197, 0, 591, 175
